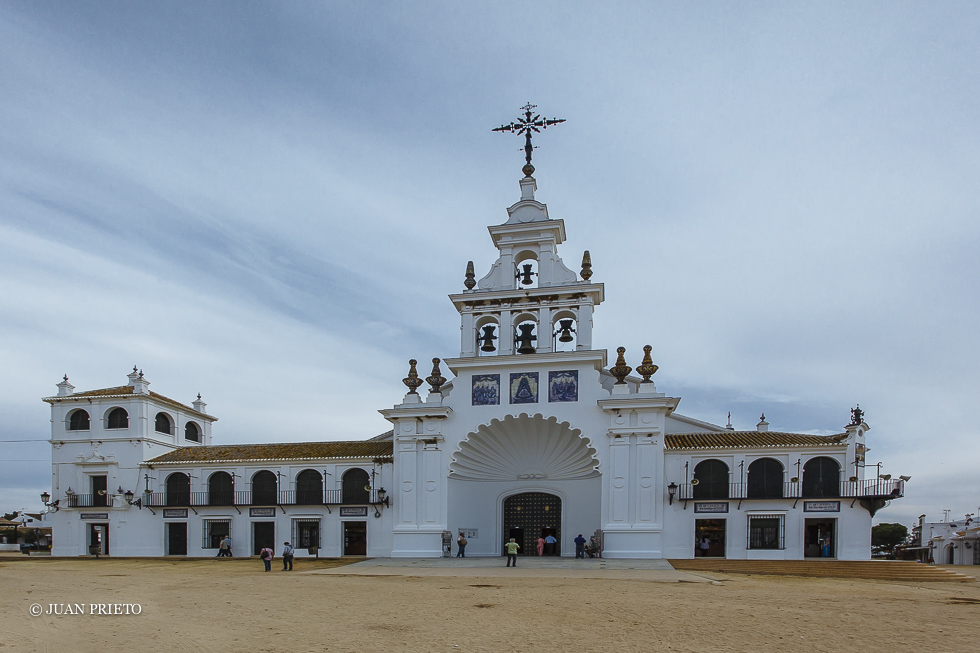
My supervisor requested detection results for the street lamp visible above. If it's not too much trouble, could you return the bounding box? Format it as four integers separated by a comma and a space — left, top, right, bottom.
667, 482, 677, 505
40, 492, 60, 512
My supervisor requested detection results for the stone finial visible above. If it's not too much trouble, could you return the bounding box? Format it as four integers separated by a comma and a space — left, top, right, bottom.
726, 412, 734, 430
193, 394, 207, 413
580, 250, 592, 281
464, 261, 476, 290
635, 345, 659, 382
609, 347, 632, 385
757, 414, 769, 432
426, 358, 447, 393
850, 404, 864, 426
402, 359, 423, 394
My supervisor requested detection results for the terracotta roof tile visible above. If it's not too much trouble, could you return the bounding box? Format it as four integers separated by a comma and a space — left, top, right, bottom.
665, 431, 847, 450
146, 440, 394, 464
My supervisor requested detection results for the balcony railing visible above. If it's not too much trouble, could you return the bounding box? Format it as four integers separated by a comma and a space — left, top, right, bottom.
674, 479, 904, 502
65, 494, 115, 508
141, 489, 382, 508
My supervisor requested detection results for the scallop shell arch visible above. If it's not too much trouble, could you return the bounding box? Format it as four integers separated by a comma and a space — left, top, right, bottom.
450, 413, 599, 481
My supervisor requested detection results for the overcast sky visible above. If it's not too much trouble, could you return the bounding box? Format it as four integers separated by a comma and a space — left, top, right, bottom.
1, 2, 978, 529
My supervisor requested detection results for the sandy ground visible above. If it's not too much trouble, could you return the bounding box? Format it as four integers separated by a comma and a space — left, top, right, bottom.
2, 555, 978, 653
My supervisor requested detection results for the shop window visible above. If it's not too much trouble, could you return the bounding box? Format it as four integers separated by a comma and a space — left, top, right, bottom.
748, 514, 785, 549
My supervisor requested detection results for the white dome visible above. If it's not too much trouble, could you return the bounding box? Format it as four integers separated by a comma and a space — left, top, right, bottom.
450, 413, 598, 481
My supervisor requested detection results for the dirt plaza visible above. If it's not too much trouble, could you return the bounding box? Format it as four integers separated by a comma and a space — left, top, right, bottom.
2, 555, 978, 652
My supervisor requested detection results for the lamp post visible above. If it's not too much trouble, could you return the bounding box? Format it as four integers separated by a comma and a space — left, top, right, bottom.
667, 482, 677, 506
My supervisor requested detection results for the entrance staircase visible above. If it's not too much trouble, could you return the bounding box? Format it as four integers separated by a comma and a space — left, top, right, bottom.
668, 559, 975, 582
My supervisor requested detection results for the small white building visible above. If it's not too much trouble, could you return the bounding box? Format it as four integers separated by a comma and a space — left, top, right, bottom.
918, 516, 980, 566
43, 165, 905, 559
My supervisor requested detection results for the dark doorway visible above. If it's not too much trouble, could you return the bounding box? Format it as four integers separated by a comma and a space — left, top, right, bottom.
92, 475, 108, 507
343, 521, 367, 555
804, 519, 836, 558
167, 522, 187, 555
252, 522, 275, 555
503, 492, 561, 556
89, 523, 108, 555
695, 519, 726, 557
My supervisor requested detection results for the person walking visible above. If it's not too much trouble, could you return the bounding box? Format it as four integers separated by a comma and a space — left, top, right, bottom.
699, 536, 710, 557
281, 542, 294, 571
505, 538, 520, 567
544, 533, 557, 555
217, 536, 229, 557
536, 536, 545, 556
260, 546, 274, 572
574, 534, 587, 559
456, 532, 467, 558
224, 535, 233, 557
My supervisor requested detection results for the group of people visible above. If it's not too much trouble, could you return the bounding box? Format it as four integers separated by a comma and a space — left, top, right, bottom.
258, 542, 295, 571
216, 536, 233, 557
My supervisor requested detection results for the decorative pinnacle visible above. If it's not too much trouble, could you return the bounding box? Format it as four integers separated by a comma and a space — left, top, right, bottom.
402, 359, 423, 394
197, 393, 202, 400
464, 261, 476, 290
426, 358, 447, 393
635, 345, 659, 382
63, 374, 69, 382
493, 103, 566, 177
609, 346, 632, 385
580, 250, 592, 281
133, 365, 138, 373
850, 404, 864, 426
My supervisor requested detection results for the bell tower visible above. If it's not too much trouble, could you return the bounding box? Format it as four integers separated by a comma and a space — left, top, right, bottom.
451, 173, 604, 357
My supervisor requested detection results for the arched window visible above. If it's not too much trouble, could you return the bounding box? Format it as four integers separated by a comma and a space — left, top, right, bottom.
184, 422, 201, 442
747, 458, 784, 499
802, 457, 840, 498
68, 409, 90, 431
166, 472, 190, 507
251, 470, 277, 505
155, 412, 173, 435
296, 469, 324, 505
342, 468, 370, 504
208, 471, 234, 506
107, 408, 129, 429
693, 460, 729, 499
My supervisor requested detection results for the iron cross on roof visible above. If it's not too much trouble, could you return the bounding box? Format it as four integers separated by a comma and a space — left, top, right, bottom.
492, 103, 565, 177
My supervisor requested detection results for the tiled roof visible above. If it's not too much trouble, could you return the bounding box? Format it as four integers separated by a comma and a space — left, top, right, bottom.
146, 440, 394, 464
665, 431, 847, 450
44, 386, 213, 420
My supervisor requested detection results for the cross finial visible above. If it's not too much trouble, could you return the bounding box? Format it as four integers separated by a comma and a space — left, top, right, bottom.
493, 103, 566, 177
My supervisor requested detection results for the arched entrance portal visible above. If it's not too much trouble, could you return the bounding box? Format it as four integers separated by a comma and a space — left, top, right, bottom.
503, 492, 561, 556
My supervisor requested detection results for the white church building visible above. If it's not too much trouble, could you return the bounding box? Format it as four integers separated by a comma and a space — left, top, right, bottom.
41, 146, 905, 560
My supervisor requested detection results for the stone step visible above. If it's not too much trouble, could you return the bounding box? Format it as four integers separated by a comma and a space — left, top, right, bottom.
668, 559, 974, 582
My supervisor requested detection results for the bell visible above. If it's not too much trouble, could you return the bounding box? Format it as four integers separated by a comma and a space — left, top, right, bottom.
479, 324, 498, 352
516, 323, 537, 354
517, 263, 535, 286
556, 319, 575, 343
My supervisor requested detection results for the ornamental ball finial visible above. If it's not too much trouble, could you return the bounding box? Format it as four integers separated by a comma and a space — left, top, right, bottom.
636, 345, 659, 382
580, 250, 592, 281
522, 163, 535, 177
610, 346, 632, 385
402, 359, 423, 394
426, 357, 447, 394
464, 261, 476, 290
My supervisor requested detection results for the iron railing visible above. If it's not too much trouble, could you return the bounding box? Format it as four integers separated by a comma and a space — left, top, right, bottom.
65, 494, 115, 508
675, 479, 904, 502
141, 489, 380, 508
